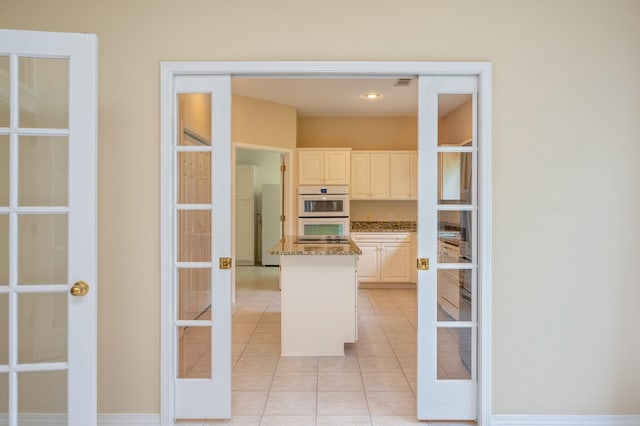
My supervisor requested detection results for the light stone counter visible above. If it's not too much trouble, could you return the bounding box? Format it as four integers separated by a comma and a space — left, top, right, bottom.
350, 221, 417, 232
267, 236, 362, 256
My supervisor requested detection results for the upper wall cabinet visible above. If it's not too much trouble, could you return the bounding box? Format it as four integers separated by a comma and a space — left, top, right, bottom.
297, 148, 351, 185
351, 152, 390, 199
351, 151, 417, 200
389, 152, 417, 200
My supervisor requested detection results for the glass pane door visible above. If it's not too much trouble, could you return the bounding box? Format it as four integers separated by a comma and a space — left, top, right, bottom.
0, 30, 98, 426
417, 76, 478, 420
173, 77, 232, 419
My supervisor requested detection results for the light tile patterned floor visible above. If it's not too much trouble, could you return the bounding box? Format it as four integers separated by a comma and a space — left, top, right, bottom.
181, 266, 475, 426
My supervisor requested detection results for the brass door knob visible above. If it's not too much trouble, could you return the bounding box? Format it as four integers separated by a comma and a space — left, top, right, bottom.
70, 281, 90, 297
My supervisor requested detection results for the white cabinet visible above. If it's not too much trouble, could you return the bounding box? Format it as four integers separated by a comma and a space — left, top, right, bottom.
389, 152, 417, 200
352, 232, 415, 284
351, 152, 390, 199
438, 240, 461, 319
350, 151, 416, 200
297, 149, 351, 185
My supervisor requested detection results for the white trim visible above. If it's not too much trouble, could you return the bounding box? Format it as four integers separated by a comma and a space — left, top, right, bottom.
159, 62, 174, 426
478, 64, 493, 426
98, 414, 161, 426
0, 414, 161, 426
491, 415, 640, 426
160, 61, 492, 426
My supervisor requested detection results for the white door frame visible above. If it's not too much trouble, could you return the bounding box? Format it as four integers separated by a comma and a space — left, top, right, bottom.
160, 61, 492, 426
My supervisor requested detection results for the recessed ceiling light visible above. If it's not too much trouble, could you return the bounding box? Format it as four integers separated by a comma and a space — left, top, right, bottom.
363, 92, 382, 100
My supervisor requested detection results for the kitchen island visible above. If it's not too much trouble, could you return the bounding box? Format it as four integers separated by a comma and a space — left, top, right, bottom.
267, 236, 362, 356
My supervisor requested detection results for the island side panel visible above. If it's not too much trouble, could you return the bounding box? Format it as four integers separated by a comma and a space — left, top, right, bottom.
280, 254, 357, 356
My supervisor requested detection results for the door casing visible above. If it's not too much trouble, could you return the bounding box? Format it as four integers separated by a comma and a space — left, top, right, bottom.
160, 61, 492, 426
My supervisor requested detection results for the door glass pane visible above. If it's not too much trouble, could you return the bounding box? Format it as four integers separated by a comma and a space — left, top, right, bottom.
438, 210, 472, 263
0, 135, 8, 206
178, 152, 211, 204
18, 293, 67, 364
438, 94, 472, 147
437, 269, 471, 322
0, 294, 7, 364
18, 136, 68, 206
0, 55, 8, 127
177, 93, 211, 146
437, 328, 471, 380
178, 210, 211, 262
438, 152, 472, 204
0, 373, 7, 424
0, 215, 7, 285
18, 214, 68, 285
18, 370, 67, 421
178, 326, 211, 379
178, 269, 211, 321
18, 57, 69, 129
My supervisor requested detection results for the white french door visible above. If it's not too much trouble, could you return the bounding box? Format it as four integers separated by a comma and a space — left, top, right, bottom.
417, 75, 479, 420
167, 75, 233, 419
0, 30, 98, 425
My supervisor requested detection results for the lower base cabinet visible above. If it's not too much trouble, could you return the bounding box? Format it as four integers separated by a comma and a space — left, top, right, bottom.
351, 232, 415, 284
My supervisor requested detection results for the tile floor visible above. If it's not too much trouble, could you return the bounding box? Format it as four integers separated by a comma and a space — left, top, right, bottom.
180, 266, 475, 426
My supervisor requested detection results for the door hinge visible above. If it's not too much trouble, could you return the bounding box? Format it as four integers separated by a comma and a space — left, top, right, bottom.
416, 258, 430, 270
280, 164, 286, 172
219, 257, 232, 270
280, 215, 285, 222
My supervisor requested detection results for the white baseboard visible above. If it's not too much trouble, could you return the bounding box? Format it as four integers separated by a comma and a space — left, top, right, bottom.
99, 414, 161, 425
0, 414, 161, 426
491, 415, 640, 426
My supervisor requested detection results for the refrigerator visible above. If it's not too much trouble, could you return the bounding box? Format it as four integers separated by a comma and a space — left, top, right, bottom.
261, 184, 281, 266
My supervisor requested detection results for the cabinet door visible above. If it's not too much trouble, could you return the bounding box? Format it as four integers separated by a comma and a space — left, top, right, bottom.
380, 242, 412, 282
324, 150, 350, 185
369, 153, 390, 199
351, 153, 371, 199
297, 150, 324, 185
390, 152, 415, 199
356, 243, 380, 281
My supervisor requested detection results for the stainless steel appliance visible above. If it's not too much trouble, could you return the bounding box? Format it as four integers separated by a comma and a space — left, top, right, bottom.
297, 186, 350, 236
458, 215, 472, 372
298, 185, 349, 217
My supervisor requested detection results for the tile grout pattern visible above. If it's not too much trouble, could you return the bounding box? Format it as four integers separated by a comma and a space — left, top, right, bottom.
179, 266, 474, 426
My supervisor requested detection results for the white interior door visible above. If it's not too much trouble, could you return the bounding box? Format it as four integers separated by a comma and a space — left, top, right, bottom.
0, 30, 98, 425
417, 75, 478, 420
172, 76, 232, 419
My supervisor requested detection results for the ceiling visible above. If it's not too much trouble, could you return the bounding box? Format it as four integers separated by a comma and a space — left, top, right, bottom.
232, 78, 471, 118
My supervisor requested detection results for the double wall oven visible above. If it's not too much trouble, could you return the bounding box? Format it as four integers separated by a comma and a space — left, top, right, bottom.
297, 185, 350, 236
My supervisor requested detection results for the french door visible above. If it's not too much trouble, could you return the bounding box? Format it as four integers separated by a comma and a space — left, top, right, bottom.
417, 75, 479, 420
165, 75, 233, 419
0, 30, 98, 425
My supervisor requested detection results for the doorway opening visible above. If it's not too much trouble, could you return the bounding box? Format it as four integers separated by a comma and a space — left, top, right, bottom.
160, 62, 491, 426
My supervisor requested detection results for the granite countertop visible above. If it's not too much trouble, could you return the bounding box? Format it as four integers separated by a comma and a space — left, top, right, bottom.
267, 236, 362, 256
350, 221, 417, 232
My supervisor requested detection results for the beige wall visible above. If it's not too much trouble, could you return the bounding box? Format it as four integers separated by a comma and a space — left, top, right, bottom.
351, 200, 417, 222
2, 0, 639, 416
232, 95, 297, 149
298, 117, 417, 150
